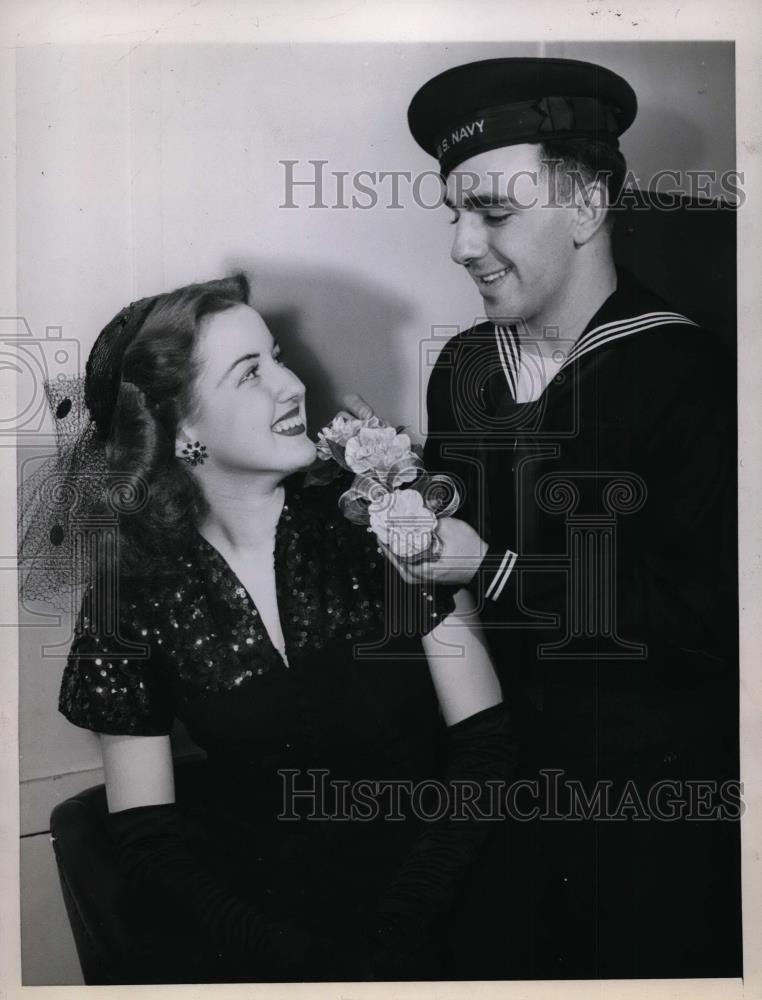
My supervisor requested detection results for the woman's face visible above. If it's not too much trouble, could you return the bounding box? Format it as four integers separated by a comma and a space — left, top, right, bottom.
177, 304, 316, 479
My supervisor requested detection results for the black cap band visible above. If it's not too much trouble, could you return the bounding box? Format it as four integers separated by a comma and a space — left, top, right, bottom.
407, 57, 637, 176
436, 95, 621, 174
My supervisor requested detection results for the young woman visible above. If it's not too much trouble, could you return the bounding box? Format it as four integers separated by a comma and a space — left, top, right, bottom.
56, 274, 513, 983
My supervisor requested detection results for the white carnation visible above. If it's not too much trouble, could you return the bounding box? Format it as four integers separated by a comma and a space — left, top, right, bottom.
368, 489, 437, 558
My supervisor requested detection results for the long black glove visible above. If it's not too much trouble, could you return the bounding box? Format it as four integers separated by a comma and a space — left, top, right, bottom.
108, 802, 318, 982
366, 701, 516, 977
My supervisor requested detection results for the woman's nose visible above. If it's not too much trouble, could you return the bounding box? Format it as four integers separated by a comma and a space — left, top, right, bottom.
450, 213, 487, 266
275, 365, 306, 403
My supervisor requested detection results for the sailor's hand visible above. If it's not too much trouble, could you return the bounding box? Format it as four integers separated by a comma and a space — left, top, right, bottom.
337, 392, 376, 421
380, 516, 487, 587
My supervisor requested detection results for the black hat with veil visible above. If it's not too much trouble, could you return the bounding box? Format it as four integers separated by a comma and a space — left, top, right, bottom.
17, 275, 249, 609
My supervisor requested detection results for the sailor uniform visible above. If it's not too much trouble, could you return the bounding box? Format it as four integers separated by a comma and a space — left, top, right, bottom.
424, 269, 740, 978
410, 52, 739, 979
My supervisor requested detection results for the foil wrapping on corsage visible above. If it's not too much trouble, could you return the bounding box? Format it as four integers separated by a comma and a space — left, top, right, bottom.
310, 414, 460, 561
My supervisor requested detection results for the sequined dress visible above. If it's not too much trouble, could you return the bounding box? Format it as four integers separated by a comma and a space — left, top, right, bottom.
59, 479, 456, 979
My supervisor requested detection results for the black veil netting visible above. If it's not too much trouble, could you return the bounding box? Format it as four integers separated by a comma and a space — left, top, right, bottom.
17, 295, 159, 610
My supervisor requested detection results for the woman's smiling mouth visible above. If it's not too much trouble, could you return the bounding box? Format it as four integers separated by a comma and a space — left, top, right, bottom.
271, 406, 305, 436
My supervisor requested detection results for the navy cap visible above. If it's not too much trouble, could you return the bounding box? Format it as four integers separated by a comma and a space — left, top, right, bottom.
407, 57, 637, 175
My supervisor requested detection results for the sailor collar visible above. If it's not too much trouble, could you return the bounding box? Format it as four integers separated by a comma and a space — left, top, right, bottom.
492, 271, 698, 402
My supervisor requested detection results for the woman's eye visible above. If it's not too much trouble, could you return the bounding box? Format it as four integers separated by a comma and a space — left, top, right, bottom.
241, 364, 260, 383
273, 351, 285, 367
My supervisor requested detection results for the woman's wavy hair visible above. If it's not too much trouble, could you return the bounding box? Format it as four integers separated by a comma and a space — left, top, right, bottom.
92, 273, 250, 573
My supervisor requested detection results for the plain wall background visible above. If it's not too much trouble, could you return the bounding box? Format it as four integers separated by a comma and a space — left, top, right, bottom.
14, 40, 734, 983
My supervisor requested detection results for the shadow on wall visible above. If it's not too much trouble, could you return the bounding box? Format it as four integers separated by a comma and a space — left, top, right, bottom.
225, 260, 416, 433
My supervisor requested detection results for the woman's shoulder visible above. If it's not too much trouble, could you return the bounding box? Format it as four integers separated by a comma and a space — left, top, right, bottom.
290, 474, 380, 560
62, 569, 177, 737
85, 549, 191, 625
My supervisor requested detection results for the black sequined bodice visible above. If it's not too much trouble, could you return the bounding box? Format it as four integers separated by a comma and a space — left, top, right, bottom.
60, 480, 454, 793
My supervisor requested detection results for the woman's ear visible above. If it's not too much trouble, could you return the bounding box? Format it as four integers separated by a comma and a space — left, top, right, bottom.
572, 177, 610, 247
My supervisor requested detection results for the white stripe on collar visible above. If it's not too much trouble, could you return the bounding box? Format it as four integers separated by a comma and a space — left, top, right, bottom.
494, 324, 521, 400
561, 311, 698, 370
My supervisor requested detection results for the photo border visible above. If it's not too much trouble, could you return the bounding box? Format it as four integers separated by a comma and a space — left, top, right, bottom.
1, 2, 759, 999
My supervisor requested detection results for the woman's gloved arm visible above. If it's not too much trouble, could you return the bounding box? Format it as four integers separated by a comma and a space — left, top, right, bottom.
99, 732, 321, 982
108, 802, 316, 980
367, 700, 516, 976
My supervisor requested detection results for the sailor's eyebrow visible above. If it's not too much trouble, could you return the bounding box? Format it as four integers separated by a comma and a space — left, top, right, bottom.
444, 193, 522, 211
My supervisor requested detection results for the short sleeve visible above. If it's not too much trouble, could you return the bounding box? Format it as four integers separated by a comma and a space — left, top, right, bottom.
59, 582, 174, 737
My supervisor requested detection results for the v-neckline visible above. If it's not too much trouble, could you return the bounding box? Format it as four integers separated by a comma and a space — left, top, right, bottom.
194, 495, 294, 670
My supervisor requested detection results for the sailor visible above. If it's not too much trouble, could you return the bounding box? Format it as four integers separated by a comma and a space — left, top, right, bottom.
404, 57, 740, 979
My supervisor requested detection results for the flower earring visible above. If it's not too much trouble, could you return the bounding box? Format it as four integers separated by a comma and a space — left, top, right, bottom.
181, 441, 208, 467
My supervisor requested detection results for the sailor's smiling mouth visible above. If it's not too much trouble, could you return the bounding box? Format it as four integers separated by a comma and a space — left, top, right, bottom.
472, 266, 513, 287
